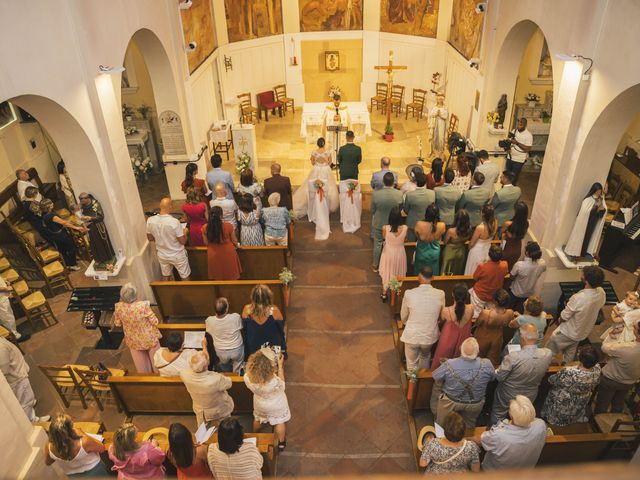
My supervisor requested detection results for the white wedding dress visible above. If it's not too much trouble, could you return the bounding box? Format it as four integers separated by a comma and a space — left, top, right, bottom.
309, 179, 331, 240
339, 179, 362, 233
293, 149, 339, 219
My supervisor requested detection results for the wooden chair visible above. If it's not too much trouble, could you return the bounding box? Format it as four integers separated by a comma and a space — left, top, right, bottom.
387, 85, 405, 117
74, 367, 126, 411
12, 277, 58, 330
274, 84, 294, 116
0, 256, 11, 273
1, 268, 19, 284
237, 93, 258, 124
39, 365, 89, 409
257, 91, 283, 122
20, 236, 72, 295
370, 83, 388, 112
405, 89, 427, 121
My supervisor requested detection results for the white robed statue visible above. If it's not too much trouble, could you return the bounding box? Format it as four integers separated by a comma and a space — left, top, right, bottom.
339, 179, 362, 233
428, 94, 448, 156
564, 182, 607, 260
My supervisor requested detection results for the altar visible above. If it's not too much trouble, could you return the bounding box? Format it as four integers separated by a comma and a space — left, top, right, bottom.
300, 102, 372, 147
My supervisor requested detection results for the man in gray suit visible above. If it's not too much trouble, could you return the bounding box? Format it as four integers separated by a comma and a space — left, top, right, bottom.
475, 150, 500, 195
456, 171, 491, 227
490, 323, 552, 425
371, 172, 403, 271
435, 169, 462, 227
403, 172, 434, 241
491, 171, 522, 227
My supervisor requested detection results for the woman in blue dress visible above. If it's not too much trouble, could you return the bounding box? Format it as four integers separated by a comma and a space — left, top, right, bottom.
241, 284, 287, 360
413, 203, 446, 275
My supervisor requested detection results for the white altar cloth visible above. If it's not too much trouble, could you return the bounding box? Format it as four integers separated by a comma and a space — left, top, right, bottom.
300, 102, 372, 145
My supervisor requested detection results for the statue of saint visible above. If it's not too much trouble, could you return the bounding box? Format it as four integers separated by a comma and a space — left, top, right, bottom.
497, 94, 508, 126
428, 94, 448, 156
564, 182, 607, 262
79, 193, 117, 270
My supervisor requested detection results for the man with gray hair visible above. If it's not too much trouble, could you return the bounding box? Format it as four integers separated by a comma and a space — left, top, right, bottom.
432, 338, 495, 427
180, 349, 234, 425
490, 323, 552, 424
370, 156, 398, 190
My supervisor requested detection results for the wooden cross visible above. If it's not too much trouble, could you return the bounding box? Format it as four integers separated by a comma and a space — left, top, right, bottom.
374, 50, 408, 129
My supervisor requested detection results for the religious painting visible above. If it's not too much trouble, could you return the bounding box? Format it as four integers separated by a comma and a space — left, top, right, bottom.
0, 101, 17, 130
380, 0, 439, 38
225, 0, 283, 43
325, 51, 340, 71
180, 0, 217, 74
299, 0, 363, 31
537, 40, 552, 78
448, 0, 484, 60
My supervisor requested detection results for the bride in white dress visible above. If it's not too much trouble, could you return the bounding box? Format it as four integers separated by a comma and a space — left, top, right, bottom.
293, 137, 340, 219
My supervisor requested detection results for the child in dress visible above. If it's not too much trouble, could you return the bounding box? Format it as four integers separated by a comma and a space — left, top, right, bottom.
601, 291, 639, 343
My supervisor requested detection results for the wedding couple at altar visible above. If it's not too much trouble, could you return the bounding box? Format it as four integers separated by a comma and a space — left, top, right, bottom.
293, 132, 362, 240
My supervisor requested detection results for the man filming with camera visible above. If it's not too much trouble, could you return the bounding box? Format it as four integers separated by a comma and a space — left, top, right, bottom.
504, 118, 532, 185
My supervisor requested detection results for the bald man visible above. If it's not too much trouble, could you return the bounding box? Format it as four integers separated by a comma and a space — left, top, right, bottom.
146, 197, 190, 280
263, 163, 292, 210
210, 184, 238, 230
490, 323, 552, 424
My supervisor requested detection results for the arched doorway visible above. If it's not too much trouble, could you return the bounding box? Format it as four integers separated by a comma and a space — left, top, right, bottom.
120, 28, 189, 212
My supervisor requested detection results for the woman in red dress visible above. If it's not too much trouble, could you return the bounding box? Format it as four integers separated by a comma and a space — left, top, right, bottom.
202, 206, 242, 280
181, 162, 208, 201
426, 157, 445, 190
431, 283, 474, 369
181, 187, 208, 246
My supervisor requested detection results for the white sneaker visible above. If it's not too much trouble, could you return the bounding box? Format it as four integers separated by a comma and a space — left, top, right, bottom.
33, 415, 50, 422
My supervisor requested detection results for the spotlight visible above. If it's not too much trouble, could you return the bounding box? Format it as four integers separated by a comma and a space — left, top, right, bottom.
554, 53, 594, 79
475, 3, 487, 14
468, 58, 481, 69
179, 0, 193, 9
99, 65, 125, 74
185, 41, 197, 52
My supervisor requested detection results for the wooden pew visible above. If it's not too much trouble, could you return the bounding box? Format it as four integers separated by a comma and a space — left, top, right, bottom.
403, 239, 502, 276
151, 279, 286, 321
103, 431, 278, 476
107, 374, 252, 419
187, 246, 288, 281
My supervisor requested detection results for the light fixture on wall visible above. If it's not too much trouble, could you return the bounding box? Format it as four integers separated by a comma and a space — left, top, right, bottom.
468, 58, 481, 69
98, 65, 125, 74
185, 41, 197, 53
555, 53, 594, 80
224, 55, 233, 72
475, 2, 487, 14
178, 0, 193, 9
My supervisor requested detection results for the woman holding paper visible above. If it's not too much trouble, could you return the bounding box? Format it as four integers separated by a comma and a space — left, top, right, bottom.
168, 423, 213, 479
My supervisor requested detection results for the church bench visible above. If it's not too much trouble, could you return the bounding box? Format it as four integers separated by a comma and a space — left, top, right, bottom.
107, 374, 252, 419
102, 431, 278, 476
150, 279, 286, 321
402, 240, 502, 276
186, 246, 288, 281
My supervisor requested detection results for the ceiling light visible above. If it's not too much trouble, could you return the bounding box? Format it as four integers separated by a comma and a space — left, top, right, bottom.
98, 65, 125, 74
179, 0, 193, 9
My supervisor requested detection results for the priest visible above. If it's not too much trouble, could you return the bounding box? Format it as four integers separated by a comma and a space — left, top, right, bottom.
564, 182, 607, 261
79, 192, 117, 270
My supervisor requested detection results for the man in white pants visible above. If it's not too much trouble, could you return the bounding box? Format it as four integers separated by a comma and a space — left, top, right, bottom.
0, 277, 29, 342
146, 197, 191, 281
0, 337, 49, 422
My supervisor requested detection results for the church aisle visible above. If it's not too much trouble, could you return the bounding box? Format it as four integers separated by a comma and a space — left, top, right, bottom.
278, 210, 416, 476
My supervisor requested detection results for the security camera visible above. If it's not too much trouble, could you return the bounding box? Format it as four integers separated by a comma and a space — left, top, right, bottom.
468, 58, 481, 68
475, 2, 487, 13
179, 0, 193, 9
186, 41, 197, 52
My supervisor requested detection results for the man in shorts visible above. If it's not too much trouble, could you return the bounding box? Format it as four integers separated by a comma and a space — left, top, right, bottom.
146, 197, 191, 281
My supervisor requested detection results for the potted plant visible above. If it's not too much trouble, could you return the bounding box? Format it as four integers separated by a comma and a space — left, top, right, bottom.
384, 124, 394, 142
278, 267, 295, 307
405, 368, 418, 401
122, 104, 134, 121
137, 104, 151, 119
525, 93, 540, 107
541, 110, 551, 123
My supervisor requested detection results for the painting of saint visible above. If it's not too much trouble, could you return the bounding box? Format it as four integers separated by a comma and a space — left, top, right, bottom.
180, 0, 217, 73
225, 0, 284, 42
448, 0, 484, 60
380, 0, 439, 38
299, 0, 363, 31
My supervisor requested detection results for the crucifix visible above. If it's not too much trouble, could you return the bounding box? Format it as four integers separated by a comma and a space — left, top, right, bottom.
374, 50, 408, 129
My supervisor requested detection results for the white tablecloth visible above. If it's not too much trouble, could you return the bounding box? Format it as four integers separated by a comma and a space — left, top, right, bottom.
300, 102, 372, 145
208, 120, 231, 144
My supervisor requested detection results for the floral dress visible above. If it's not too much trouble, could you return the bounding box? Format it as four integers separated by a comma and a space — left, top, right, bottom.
421, 439, 479, 475
541, 365, 601, 426
238, 210, 265, 246
113, 300, 162, 350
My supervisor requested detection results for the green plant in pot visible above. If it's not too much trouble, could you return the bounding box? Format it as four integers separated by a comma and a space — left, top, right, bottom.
541, 111, 551, 123
384, 124, 394, 142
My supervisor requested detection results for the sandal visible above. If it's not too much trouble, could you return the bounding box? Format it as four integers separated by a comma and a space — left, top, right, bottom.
380, 293, 388, 303
278, 440, 287, 452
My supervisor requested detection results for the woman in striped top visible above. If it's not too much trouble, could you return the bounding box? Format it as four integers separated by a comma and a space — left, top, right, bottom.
207, 418, 263, 480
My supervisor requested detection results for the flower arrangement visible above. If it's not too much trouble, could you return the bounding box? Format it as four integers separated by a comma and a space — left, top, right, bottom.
137, 104, 151, 119
346, 181, 358, 203
430, 72, 441, 93
486, 111, 500, 124
122, 103, 134, 119
384, 124, 394, 135
328, 85, 342, 101
235, 152, 251, 175
525, 93, 540, 103
314, 179, 325, 202
130, 152, 152, 178
288, 209, 297, 221
124, 126, 138, 135
278, 267, 295, 285
388, 277, 403, 293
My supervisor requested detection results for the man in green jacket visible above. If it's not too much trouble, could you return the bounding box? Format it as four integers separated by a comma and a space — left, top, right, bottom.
337, 131, 362, 181
403, 172, 435, 241
456, 171, 491, 227
435, 169, 462, 226
371, 172, 403, 271
492, 170, 522, 227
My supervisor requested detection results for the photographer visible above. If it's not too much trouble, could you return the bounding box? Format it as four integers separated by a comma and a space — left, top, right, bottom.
504, 118, 532, 185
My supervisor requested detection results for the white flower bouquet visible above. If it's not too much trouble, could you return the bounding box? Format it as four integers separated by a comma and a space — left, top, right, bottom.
236, 152, 251, 175
328, 85, 342, 101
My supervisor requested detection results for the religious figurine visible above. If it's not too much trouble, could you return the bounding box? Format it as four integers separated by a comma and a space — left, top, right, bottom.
428, 94, 448, 156
79, 193, 117, 271
497, 94, 508, 126
564, 182, 608, 262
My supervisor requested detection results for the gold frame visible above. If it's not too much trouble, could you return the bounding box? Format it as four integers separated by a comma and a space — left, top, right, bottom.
324, 51, 340, 71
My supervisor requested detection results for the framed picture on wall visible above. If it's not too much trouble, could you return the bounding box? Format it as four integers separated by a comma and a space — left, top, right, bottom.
0, 101, 17, 130
325, 51, 340, 71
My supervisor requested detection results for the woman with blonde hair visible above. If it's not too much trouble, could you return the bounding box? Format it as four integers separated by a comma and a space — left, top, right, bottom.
108, 423, 166, 479
242, 285, 287, 359
244, 348, 291, 451
44, 413, 107, 476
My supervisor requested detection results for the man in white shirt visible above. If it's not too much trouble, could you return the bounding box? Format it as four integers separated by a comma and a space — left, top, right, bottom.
547, 265, 606, 364
505, 118, 532, 185
15, 169, 42, 201
400, 266, 445, 370
210, 184, 238, 230
0, 337, 49, 422
146, 197, 191, 281
475, 150, 500, 195
205, 297, 244, 372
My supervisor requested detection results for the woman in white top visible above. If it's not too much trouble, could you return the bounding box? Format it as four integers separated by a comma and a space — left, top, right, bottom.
292, 137, 339, 218
153, 332, 197, 377
244, 348, 290, 452
508, 241, 546, 313
44, 413, 107, 476
464, 204, 497, 275
205, 297, 245, 372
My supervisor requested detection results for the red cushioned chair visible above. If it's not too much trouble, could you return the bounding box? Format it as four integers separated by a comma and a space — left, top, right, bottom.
257, 91, 283, 122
